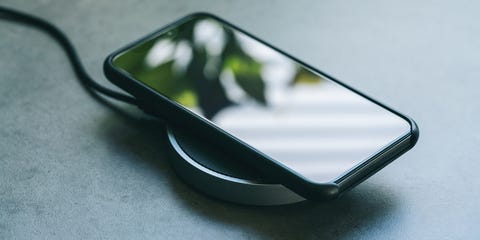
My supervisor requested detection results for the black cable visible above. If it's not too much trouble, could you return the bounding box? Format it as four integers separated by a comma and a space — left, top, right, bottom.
0, 6, 138, 105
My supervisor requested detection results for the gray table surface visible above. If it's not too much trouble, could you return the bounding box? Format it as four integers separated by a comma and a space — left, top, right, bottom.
1, 0, 479, 239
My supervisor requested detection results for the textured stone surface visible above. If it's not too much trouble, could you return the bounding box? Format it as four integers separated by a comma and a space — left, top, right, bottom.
1, 0, 479, 239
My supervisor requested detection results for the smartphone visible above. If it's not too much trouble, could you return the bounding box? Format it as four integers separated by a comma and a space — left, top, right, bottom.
104, 13, 419, 200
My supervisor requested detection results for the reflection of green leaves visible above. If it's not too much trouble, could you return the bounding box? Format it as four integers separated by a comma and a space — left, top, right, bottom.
175, 89, 197, 107
226, 56, 261, 74
135, 60, 197, 107
137, 60, 175, 93
113, 40, 155, 72
225, 56, 266, 105
292, 67, 322, 85
116, 17, 321, 119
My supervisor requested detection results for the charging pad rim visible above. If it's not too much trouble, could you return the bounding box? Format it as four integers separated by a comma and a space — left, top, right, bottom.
166, 127, 304, 205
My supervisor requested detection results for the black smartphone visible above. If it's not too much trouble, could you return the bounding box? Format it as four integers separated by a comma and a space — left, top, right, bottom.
104, 13, 419, 200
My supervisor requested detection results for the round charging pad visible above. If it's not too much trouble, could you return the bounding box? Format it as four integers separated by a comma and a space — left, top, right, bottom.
166, 126, 304, 205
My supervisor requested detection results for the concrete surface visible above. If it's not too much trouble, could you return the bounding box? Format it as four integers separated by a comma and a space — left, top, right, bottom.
1, 0, 479, 239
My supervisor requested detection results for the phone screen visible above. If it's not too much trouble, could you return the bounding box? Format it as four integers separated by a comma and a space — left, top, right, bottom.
112, 15, 411, 183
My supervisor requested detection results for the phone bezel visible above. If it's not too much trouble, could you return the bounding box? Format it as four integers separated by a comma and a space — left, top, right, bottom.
103, 12, 419, 200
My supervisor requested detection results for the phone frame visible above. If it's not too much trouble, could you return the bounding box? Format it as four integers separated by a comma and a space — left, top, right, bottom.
103, 12, 419, 200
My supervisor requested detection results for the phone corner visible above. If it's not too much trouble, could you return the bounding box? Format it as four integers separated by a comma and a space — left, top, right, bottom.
102, 56, 116, 81
295, 181, 341, 201
183, 12, 219, 21
405, 116, 420, 147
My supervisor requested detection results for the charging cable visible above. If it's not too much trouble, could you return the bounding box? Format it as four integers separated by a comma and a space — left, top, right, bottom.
0, 6, 138, 106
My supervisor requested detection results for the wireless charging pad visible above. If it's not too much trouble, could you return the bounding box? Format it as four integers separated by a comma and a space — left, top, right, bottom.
166, 126, 304, 205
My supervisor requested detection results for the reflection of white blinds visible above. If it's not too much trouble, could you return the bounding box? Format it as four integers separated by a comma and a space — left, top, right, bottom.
214, 81, 409, 183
